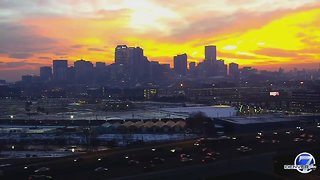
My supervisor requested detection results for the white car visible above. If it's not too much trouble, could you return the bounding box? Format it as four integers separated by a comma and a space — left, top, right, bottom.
236, 146, 252, 153
34, 167, 50, 173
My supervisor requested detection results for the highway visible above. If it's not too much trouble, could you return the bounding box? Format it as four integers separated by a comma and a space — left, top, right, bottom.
1, 125, 320, 179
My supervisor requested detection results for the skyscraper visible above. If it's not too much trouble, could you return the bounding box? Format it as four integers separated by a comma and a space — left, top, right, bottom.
189, 62, 196, 71
53, 60, 68, 81
115, 45, 129, 65
229, 62, 240, 79
174, 53, 187, 76
74, 59, 94, 84
67, 66, 75, 82
205, 45, 217, 62
40, 66, 52, 81
216, 60, 228, 76
96, 62, 106, 70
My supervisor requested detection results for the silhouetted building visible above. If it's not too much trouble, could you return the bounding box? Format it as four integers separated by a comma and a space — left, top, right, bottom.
128, 46, 146, 80
189, 62, 196, 71
205, 45, 217, 62
115, 45, 129, 65
21, 75, 33, 83
53, 60, 68, 81
74, 59, 94, 84
95, 62, 107, 84
67, 66, 75, 82
96, 62, 106, 70
216, 60, 227, 76
241, 67, 257, 78
174, 53, 187, 76
229, 62, 239, 79
40, 66, 52, 81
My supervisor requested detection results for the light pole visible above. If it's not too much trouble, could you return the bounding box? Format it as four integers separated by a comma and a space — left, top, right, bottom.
70, 115, 74, 124
10, 115, 13, 124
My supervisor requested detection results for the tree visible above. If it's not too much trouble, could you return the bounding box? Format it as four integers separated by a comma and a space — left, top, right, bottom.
186, 112, 216, 136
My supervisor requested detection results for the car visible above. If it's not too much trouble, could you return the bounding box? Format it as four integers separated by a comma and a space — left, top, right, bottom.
143, 164, 155, 172
260, 139, 268, 144
206, 151, 220, 157
194, 138, 208, 146
236, 146, 252, 153
180, 154, 192, 163
306, 138, 315, 143
128, 160, 140, 166
34, 167, 50, 173
0, 164, 11, 168
271, 139, 280, 144
293, 138, 303, 142
150, 157, 165, 164
94, 167, 109, 172
170, 147, 183, 153
202, 156, 216, 163
97, 157, 108, 162
28, 175, 52, 180
180, 157, 193, 163
73, 157, 83, 162
23, 165, 37, 172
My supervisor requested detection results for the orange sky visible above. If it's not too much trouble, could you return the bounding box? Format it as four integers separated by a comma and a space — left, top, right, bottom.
0, 0, 320, 81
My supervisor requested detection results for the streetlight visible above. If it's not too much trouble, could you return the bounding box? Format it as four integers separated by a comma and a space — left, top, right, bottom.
70, 115, 74, 124
10, 115, 14, 119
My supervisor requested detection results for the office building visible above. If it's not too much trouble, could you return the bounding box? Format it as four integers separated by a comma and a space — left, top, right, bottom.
40, 66, 52, 81
205, 45, 217, 62
229, 62, 240, 79
53, 60, 68, 81
74, 59, 94, 84
115, 45, 129, 65
174, 53, 187, 76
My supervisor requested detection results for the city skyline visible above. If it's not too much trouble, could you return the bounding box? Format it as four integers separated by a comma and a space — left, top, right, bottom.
1, 0, 320, 81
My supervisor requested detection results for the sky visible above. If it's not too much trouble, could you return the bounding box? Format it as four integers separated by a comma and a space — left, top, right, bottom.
0, 0, 320, 81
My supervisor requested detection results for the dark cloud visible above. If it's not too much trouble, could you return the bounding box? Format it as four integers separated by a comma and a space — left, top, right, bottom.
255, 48, 297, 58
71, 44, 86, 49
164, 10, 282, 43
218, 51, 259, 60
38, 56, 51, 60
0, 22, 56, 55
0, 61, 40, 68
87, 47, 105, 52
54, 52, 67, 56
9, 53, 33, 59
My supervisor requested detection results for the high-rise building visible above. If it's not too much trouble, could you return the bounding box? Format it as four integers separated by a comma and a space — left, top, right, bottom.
21, 75, 33, 83
216, 60, 228, 76
95, 62, 107, 84
96, 62, 106, 70
115, 45, 129, 65
174, 53, 187, 76
205, 45, 217, 62
229, 62, 239, 79
40, 66, 52, 81
67, 66, 75, 82
189, 62, 196, 71
53, 60, 68, 81
74, 59, 94, 84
